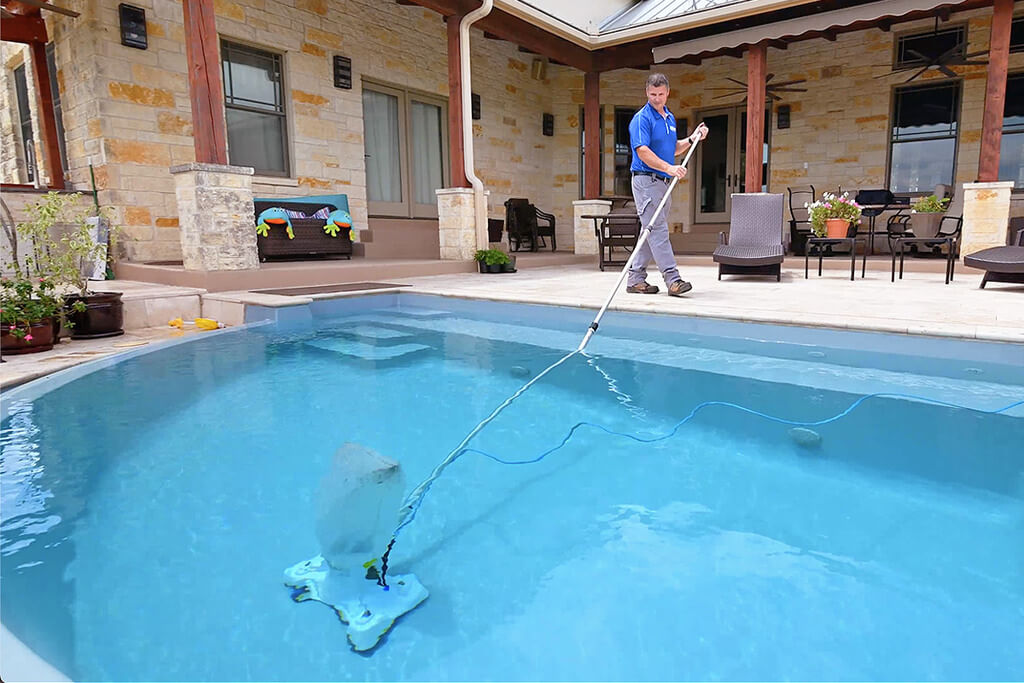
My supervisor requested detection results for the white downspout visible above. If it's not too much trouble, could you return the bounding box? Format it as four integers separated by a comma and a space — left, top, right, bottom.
460, 0, 493, 251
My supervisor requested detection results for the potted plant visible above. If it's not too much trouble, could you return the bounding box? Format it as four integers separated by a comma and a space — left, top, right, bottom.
1, 276, 63, 354
473, 248, 512, 273
14, 192, 123, 339
807, 192, 863, 239
910, 194, 949, 239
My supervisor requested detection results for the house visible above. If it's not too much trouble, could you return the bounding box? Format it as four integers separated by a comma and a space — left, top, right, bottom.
2, 0, 1021, 278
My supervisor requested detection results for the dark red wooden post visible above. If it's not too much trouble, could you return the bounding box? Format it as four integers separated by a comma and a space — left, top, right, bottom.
447, 14, 469, 188
978, 0, 1013, 182
745, 43, 767, 192
182, 0, 228, 165
584, 71, 601, 199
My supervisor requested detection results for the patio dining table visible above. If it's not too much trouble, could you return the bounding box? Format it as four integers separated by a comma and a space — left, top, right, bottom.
855, 199, 910, 254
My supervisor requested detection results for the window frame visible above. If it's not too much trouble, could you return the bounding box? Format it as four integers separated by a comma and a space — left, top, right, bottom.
13, 63, 35, 183
45, 43, 69, 177
892, 24, 967, 70
220, 39, 290, 177
361, 79, 449, 219
886, 79, 963, 194
1009, 16, 1024, 53
1000, 70, 1024, 189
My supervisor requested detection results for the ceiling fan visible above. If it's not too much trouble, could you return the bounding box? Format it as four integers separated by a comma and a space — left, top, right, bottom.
874, 16, 988, 83
708, 73, 808, 102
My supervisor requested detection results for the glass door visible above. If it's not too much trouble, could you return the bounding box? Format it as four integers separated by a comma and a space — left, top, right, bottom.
695, 108, 735, 223
695, 105, 771, 223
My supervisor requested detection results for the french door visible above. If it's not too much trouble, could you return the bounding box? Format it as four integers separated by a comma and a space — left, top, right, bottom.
694, 105, 770, 223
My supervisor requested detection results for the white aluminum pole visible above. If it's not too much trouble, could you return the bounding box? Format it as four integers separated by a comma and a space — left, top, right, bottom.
577, 136, 703, 352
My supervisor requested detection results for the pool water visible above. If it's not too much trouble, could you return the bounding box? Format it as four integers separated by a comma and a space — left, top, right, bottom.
2, 295, 1023, 681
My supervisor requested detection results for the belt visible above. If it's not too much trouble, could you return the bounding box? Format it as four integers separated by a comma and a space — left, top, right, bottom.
632, 172, 670, 183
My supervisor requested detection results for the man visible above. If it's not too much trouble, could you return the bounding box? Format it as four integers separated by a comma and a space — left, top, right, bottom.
627, 73, 709, 296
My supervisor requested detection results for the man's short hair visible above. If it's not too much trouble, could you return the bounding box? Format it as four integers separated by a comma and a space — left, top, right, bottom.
646, 73, 669, 90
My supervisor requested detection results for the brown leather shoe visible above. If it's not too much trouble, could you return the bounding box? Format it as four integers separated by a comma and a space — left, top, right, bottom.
667, 280, 693, 297
626, 282, 660, 294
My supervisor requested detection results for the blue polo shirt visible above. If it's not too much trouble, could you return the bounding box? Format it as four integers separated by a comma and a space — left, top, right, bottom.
629, 102, 677, 178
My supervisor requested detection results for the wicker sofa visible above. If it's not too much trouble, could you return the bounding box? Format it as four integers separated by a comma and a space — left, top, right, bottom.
253, 193, 353, 262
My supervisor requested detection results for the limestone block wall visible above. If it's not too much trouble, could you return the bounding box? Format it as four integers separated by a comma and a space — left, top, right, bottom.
3, 2, 1020, 261
1, 0, 561, 262
548, 6, 1023, 247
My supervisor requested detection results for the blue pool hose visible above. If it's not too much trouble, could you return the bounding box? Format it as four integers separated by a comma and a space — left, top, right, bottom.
377, 133, 1023, 585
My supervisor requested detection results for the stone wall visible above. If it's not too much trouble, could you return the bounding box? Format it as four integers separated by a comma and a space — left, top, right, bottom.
2, 2, 1021, 261
549, 7, 1024, 246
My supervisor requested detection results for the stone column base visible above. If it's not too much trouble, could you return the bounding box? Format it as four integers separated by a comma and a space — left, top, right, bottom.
171, 162, 257, 271
437, 187, 488, 261
573, 199, 611, 256
961, 181, 1014, 258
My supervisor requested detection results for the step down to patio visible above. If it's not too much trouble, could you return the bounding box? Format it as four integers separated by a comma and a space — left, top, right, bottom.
253, 282, 411, 296
304, 337, 431, 361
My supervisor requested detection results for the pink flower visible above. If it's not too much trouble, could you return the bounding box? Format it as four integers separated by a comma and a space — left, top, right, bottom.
824, 203, 832, 209
24, 333, 33, 342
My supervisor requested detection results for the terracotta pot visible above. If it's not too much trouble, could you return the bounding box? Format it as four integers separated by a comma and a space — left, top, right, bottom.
1, 318, 56, 354
825, 218, 850, 238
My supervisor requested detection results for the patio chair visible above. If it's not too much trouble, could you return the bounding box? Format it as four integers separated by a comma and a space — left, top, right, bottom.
787, 185, 815, 256
854, 188, 898, 254
890, 184, 964, 284
963, 227, 1024, 289
504, 198, 556, 252
595, 211, 641, 271
713, 193, 785, 281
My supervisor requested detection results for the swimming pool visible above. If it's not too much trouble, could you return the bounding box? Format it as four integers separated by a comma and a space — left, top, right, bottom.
2, 294, 1023, 681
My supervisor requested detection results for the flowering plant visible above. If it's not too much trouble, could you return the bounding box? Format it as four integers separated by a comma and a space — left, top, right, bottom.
911, 195, 949, 214
0, 277, 64, 340
806, 192, 863, 237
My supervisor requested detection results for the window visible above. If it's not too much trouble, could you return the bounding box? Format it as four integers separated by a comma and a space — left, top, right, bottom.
895, 26, 965, 69
13, 64, 35, 183
578, 106, 605, 199
999, 73, 1024, 189
361, 82, 448, 218
888, 82, 960, 193
221, 41, 289, 176
613, 107, 634, 196
1010, 17, 1024, 53
45, 43, 69, 176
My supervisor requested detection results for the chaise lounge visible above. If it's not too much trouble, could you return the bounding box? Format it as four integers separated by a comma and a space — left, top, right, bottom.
713, 193, 786, 282
963, 228, 1024, 289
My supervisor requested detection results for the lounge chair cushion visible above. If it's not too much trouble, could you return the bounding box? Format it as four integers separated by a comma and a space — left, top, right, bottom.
713, 243, 784, 266
963, 246, 1024, 273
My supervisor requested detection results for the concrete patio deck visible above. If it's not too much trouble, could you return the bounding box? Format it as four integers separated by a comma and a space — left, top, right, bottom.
2, 256, 1021, 390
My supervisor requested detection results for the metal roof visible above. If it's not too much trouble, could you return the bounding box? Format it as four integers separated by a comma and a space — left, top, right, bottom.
598, 0, 753, 33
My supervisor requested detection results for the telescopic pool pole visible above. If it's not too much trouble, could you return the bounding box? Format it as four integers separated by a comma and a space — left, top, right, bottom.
577, 134, 704, 353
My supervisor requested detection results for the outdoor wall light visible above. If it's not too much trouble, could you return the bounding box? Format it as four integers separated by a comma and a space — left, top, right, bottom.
542, 113, 553, 136
777, 105, 791, 129
472, 93, 481, 120
333, 55, 352, 89
118, 4, 147, 50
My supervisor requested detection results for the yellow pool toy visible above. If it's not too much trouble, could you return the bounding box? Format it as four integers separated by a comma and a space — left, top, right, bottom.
168, 317, 224, 330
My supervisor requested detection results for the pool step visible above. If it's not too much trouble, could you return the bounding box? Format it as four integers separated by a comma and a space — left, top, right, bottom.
304, 337, 431, 361
334, 324, 415, 342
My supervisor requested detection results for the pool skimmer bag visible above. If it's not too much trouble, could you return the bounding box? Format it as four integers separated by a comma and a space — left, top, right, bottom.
284, 444, 427, 651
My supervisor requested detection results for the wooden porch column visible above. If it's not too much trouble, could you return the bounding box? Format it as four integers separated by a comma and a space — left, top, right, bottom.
744, 43, 767, 192
182, 0, 228, 165
584, 71, 601, 199
27, 37, 65, 188
447, 15, 469, 188
978, 0, 1013, 182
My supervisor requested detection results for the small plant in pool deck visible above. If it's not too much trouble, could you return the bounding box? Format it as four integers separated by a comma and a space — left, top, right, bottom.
911, 194, 950, 214
473, 249, 511, 266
